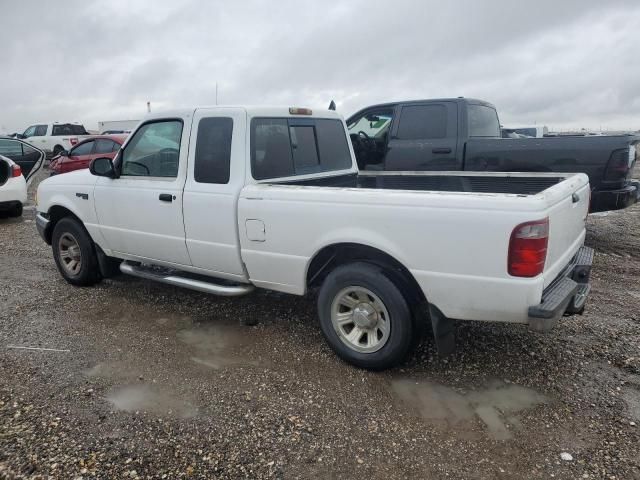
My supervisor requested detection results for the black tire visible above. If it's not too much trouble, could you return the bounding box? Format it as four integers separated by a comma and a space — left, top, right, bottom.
52, 145, 64, 157
51, 217, 101, 286
10, 203, 23, 218
317, 262, 415, 370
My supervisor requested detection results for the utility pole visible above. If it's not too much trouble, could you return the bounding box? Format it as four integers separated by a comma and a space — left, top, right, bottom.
215, 83, 218, 105
147, 101, 151, 113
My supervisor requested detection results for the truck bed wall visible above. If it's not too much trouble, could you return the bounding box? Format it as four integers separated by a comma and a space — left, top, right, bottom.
280, 172, 563, 195
464, 135, 639, 191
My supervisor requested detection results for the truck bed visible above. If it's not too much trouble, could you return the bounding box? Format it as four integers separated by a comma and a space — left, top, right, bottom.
279, 171, 564, 195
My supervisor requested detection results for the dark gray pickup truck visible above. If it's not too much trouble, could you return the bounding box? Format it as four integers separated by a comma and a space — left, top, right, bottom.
346, 98, 639, 212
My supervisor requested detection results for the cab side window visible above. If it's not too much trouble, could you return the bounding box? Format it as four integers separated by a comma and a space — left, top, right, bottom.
70, 141, 95, 156
23, 126, 37, 138
0, 139, 23, 157
94, 139, 120, 154
396, 105, 447, 140
34, 125, 48, 136
121, 120, 182, 177
194, 117, 233, 184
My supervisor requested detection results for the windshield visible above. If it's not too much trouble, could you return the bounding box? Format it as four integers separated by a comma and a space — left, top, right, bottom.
347, 113, 392, 138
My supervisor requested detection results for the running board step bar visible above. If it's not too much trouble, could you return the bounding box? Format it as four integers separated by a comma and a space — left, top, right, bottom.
119, 261, 254, 297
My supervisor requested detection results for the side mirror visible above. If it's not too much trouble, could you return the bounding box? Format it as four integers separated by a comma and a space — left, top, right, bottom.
16, 133, 26, 139
90, 157, 116, 178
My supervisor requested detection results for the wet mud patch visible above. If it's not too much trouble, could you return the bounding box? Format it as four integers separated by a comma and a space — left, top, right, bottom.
106, 384, 197, 418
177, 324, 261, 370
391, 379, 548, 440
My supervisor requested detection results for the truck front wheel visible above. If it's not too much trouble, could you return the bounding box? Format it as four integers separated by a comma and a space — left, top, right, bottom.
51, 217, 101, 286
317, 262, 414, 370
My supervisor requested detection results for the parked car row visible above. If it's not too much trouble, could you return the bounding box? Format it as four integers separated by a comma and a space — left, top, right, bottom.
0, 137, 45, 217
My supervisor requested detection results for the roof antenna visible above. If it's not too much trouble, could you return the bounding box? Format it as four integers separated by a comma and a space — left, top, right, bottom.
328, 100, 336, 111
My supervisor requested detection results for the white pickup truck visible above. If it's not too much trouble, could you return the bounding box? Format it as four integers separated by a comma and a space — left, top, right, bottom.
35, 106, 593, 369
18, 122, 91, 157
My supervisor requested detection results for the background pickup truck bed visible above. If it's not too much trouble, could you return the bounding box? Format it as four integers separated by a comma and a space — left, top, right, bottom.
280, 172, 563, 195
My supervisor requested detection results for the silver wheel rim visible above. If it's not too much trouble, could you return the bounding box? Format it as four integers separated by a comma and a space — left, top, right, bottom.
330, 286, 391, 353
58, 232, 82, 275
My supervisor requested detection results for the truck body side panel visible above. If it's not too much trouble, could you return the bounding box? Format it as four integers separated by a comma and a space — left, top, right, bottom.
238, 172, 588, 323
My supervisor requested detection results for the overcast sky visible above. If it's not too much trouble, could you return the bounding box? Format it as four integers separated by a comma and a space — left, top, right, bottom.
1, 0, 638, 133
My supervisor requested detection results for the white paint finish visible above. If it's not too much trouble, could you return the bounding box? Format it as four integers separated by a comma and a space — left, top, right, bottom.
37, 169, 99, 223
0, 156, 27, 204
182, 107, 247, 278
92, 114, 193, 266
245, 219, 266, 242
36, 106, 591, 328
237, 172, 589, 320
94, 177, 191, 265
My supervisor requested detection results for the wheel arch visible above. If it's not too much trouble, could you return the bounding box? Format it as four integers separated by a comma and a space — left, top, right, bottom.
42, 204, 83, 244
306, 242, 426, 306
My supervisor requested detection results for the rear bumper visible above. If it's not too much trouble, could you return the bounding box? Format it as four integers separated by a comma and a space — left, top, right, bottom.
590, 181, 639, 212
0, 200, 22, 212
528, 246, 594, 332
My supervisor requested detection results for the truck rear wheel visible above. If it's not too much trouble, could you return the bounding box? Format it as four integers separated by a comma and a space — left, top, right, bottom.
51, 217, 101, 286
317, 262, 414, 370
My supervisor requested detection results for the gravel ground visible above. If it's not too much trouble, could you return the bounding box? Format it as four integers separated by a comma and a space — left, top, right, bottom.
1, 169, 639, 479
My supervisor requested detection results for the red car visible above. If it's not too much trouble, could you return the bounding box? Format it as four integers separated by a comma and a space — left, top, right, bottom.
49, 135, 127, 175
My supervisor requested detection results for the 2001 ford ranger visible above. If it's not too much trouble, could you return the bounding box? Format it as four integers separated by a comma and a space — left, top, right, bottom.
35, 106, 593, 369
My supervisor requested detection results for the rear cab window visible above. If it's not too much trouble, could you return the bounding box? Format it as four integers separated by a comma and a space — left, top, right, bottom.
467, 104, 500, 137
251, 117, 352, 180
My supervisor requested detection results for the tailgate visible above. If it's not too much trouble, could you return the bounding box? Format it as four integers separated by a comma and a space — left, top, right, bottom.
543, 182, 590, 288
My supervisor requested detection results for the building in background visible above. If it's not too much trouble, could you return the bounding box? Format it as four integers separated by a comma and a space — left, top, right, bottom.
97, 119, 139, 134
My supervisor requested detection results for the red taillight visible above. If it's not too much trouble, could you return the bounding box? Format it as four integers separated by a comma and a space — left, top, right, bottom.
70, 137, 78, 146
603, 148, 632, 181
11, 164, 22, 177
508, 218, 549, 277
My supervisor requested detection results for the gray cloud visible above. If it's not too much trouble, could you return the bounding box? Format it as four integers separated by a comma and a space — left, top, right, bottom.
1, 0, 638, 133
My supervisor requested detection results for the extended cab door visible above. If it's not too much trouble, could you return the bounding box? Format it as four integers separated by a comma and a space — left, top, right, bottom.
182, 108, 248, 281
93, 118, 192, 266
384, 102, 459, 170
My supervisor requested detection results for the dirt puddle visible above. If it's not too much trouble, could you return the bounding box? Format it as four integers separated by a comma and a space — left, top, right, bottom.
106, 384, 197, 418
177, 324, 260, 370
391, 379, 548, 440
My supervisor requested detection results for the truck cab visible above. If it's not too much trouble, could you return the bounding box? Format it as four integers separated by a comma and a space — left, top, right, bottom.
347, 98, 639, 212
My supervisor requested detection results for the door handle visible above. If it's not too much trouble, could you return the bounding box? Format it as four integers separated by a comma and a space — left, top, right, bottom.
432, 147, 452, 154
159, 193, 174, 202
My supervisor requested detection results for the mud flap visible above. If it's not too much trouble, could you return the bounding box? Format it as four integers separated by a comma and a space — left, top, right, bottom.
428, 304, 456, 356
96, 245, 121, 278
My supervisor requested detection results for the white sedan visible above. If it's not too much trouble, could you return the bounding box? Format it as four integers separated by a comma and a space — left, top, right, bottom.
0, 155, 28, 217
